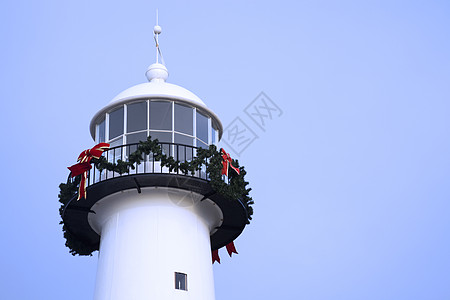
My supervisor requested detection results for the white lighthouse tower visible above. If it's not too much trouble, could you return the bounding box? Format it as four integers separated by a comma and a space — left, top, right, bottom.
60, 22, 252, 300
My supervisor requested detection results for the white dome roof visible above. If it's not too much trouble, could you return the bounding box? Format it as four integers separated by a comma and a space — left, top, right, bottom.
109, 81, 206, 107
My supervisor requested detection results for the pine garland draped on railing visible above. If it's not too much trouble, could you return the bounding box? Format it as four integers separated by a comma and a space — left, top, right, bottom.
58, 136, 253, 256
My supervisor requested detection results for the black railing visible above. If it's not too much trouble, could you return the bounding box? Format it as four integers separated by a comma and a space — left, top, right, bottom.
70, 142, 210, 188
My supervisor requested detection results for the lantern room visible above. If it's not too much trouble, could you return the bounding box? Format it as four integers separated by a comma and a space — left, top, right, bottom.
89, 63, 223, 150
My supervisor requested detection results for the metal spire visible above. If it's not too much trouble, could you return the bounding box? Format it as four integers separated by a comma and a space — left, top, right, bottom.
153, 9, 165, 65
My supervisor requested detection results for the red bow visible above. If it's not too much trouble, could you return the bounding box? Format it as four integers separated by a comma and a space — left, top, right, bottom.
68, 143, 110, 200
220, 148, 240, 177
212, 241, 238, 264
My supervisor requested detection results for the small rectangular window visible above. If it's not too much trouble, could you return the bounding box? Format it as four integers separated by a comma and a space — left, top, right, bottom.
175, 272, 187, 291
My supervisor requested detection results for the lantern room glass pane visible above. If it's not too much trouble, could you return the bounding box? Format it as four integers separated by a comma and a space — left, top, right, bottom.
109, 107, 124, 139
109, 138, 123, 163
150, 101, 172, 130
175, 103, 193, 135
174, 133, 193, 146
149, 131, 172, 143
197, 139, 208, 149
127, 132, 147, 144
174, 133, 193, 161
127, 132, 147, 155
149, 131, 172, 157
98, 119, 105, 143
212, 127, 217, 144
196, 111, 208, 143
127, 102, 147, 132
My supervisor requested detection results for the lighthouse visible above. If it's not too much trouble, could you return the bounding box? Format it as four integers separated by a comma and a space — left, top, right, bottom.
59, 22, 253, 300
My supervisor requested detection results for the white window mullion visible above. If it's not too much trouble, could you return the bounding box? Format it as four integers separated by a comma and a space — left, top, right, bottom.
171, 101, 175, 143
208, 117, 212, 145
147, 100, 150, 138
105, 113, 110, 142
171, 101, 175, 156
193, 108, 197, 147
124, 104, 128, 138
123, 105, 127, 159
95, 123, 99, 144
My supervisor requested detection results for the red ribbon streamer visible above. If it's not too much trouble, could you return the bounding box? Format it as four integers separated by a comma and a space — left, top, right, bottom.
226, 241, 238, 257
68, 143, 110, 200
220, 148, 240, 177
212, 242, 238, 264
212, 249, 220, 264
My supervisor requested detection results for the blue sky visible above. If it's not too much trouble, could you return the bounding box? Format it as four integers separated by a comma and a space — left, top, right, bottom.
1, 0, 450, 299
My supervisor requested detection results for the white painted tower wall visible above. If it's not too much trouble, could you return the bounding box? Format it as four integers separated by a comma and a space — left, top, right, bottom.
88, 187, 223, 300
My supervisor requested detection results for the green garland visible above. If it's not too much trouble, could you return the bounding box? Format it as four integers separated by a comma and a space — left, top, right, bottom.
58, 136, 253, 256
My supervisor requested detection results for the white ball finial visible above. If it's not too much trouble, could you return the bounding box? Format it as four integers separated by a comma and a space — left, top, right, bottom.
154, 25, 162, 35
146, 63, 168, 82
